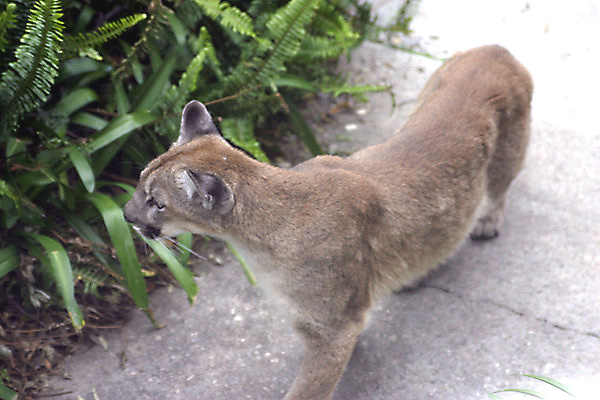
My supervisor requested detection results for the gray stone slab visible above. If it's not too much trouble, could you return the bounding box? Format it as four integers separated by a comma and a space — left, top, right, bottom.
43, 0, 600, 399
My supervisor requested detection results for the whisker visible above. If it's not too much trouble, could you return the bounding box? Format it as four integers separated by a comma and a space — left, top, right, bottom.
160, 235, 207, 261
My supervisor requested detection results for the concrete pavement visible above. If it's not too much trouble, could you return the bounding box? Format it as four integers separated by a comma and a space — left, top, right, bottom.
43, 1, 600, 399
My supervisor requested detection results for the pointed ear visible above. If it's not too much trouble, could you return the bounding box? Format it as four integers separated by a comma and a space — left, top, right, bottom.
175, 100, 218, 146
179, 170, 234, 215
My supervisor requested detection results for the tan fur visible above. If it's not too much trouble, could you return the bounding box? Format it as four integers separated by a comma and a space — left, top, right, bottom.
124, 45, 533, 400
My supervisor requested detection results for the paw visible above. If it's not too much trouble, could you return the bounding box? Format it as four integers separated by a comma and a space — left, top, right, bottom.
470, 215, 501, 240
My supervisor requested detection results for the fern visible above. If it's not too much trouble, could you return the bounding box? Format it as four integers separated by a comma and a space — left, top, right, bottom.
0, 178, 43, 228
196, 26, 224, 80
220, 0, 319, 98
297, 34, 358, 60
0, 0, 63, 139
151, 44, 209, 140
62, 13, 147, 60
193, 0, 256, 37
114, 1, 172, 78
0, 2, 17, 52
219, 117, 269, 163
73, 266, 108, 297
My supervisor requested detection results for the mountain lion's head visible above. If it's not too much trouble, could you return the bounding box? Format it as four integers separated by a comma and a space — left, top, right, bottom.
123, 101, 237, 239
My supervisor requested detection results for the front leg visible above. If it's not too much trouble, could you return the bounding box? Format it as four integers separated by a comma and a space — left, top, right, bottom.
284, 318, 365, 400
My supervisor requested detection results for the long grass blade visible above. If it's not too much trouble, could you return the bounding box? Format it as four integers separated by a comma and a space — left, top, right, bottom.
87, 112, 157, 154
29, 233, 85, 330
141, 235, 198, 304
70, 111, 108, 130
52, 87, 98, 115
176, 232, 193, 265
63, 212, 121, 276
0, 245, 19, 279
520, 375, 577, 398
493, 389, 547, 399
87, 192, 159, 326
226, 241, 256, 286
132, 46, 179, 111
284, 94, 324, 156
161, 234, 201, 264
66, 145, 95, 192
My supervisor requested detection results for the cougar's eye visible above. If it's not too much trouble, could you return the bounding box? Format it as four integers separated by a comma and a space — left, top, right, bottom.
146, 195, 165, 211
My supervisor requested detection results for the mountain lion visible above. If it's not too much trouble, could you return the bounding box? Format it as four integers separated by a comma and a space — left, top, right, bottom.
124, 45, 533, 399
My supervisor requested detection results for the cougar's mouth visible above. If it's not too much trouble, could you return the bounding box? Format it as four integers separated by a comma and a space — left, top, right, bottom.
132, 224, 161, 240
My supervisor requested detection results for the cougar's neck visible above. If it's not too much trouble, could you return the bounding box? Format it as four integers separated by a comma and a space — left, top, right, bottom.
220, 157, 315, 250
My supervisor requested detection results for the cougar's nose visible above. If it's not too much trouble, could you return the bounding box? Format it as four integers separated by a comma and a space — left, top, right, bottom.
123, 201, 135, 224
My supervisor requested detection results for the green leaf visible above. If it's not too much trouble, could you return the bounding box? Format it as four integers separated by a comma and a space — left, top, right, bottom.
64, 212, 121, 276
87, 192, 151, 314
193, 0, 256, 37
66, 146, 95, 192
226, 242, 256, 286
113, 79, 130, 114
29, 233, 85, 330
273, 74, 318, 91
0, 178, 19, 209
0, 3, 17, 52
222, 0, 319, 95
131, 46, 179, 112
177, 232, 193, 266
219, 117, 269, 163
62, 13, 147, 59
284, 94, 323, 156
5, 137, 26, 158
0, 245, 19, 279
0, 383, 17, 400
141, 236, 198, 304
520, 374, 577, 398
0, 0, 64, 139
59, 58, 109, 81
87, 111, 157, 153
70, 111, 107, 130
167, 11, 187, 45
52, 87, 98, 115
325, 83, 391, 97
493, 389, 547, 399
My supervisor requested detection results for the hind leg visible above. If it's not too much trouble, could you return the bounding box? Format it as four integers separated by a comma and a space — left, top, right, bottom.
471, 106, 530, 240
470, 196, 506, 240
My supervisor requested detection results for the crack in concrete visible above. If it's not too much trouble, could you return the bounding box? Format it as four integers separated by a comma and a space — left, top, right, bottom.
421, 284, 600, 340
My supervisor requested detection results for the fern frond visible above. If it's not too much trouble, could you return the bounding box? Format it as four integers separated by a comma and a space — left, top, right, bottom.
0, 2, 17, 52
219, 117, 269, 163
0, 177, 43, 228
0, 0, 64, 139
193, 0, 255, 37
221, 0, 319, 97
297, 33, 359, 60
62, 13, 146, 60
114, 2, 172, 78
312, 3, 355, 36
151, 45, 209, 140
323, 82, 392, 103
73, 266, 108, 297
